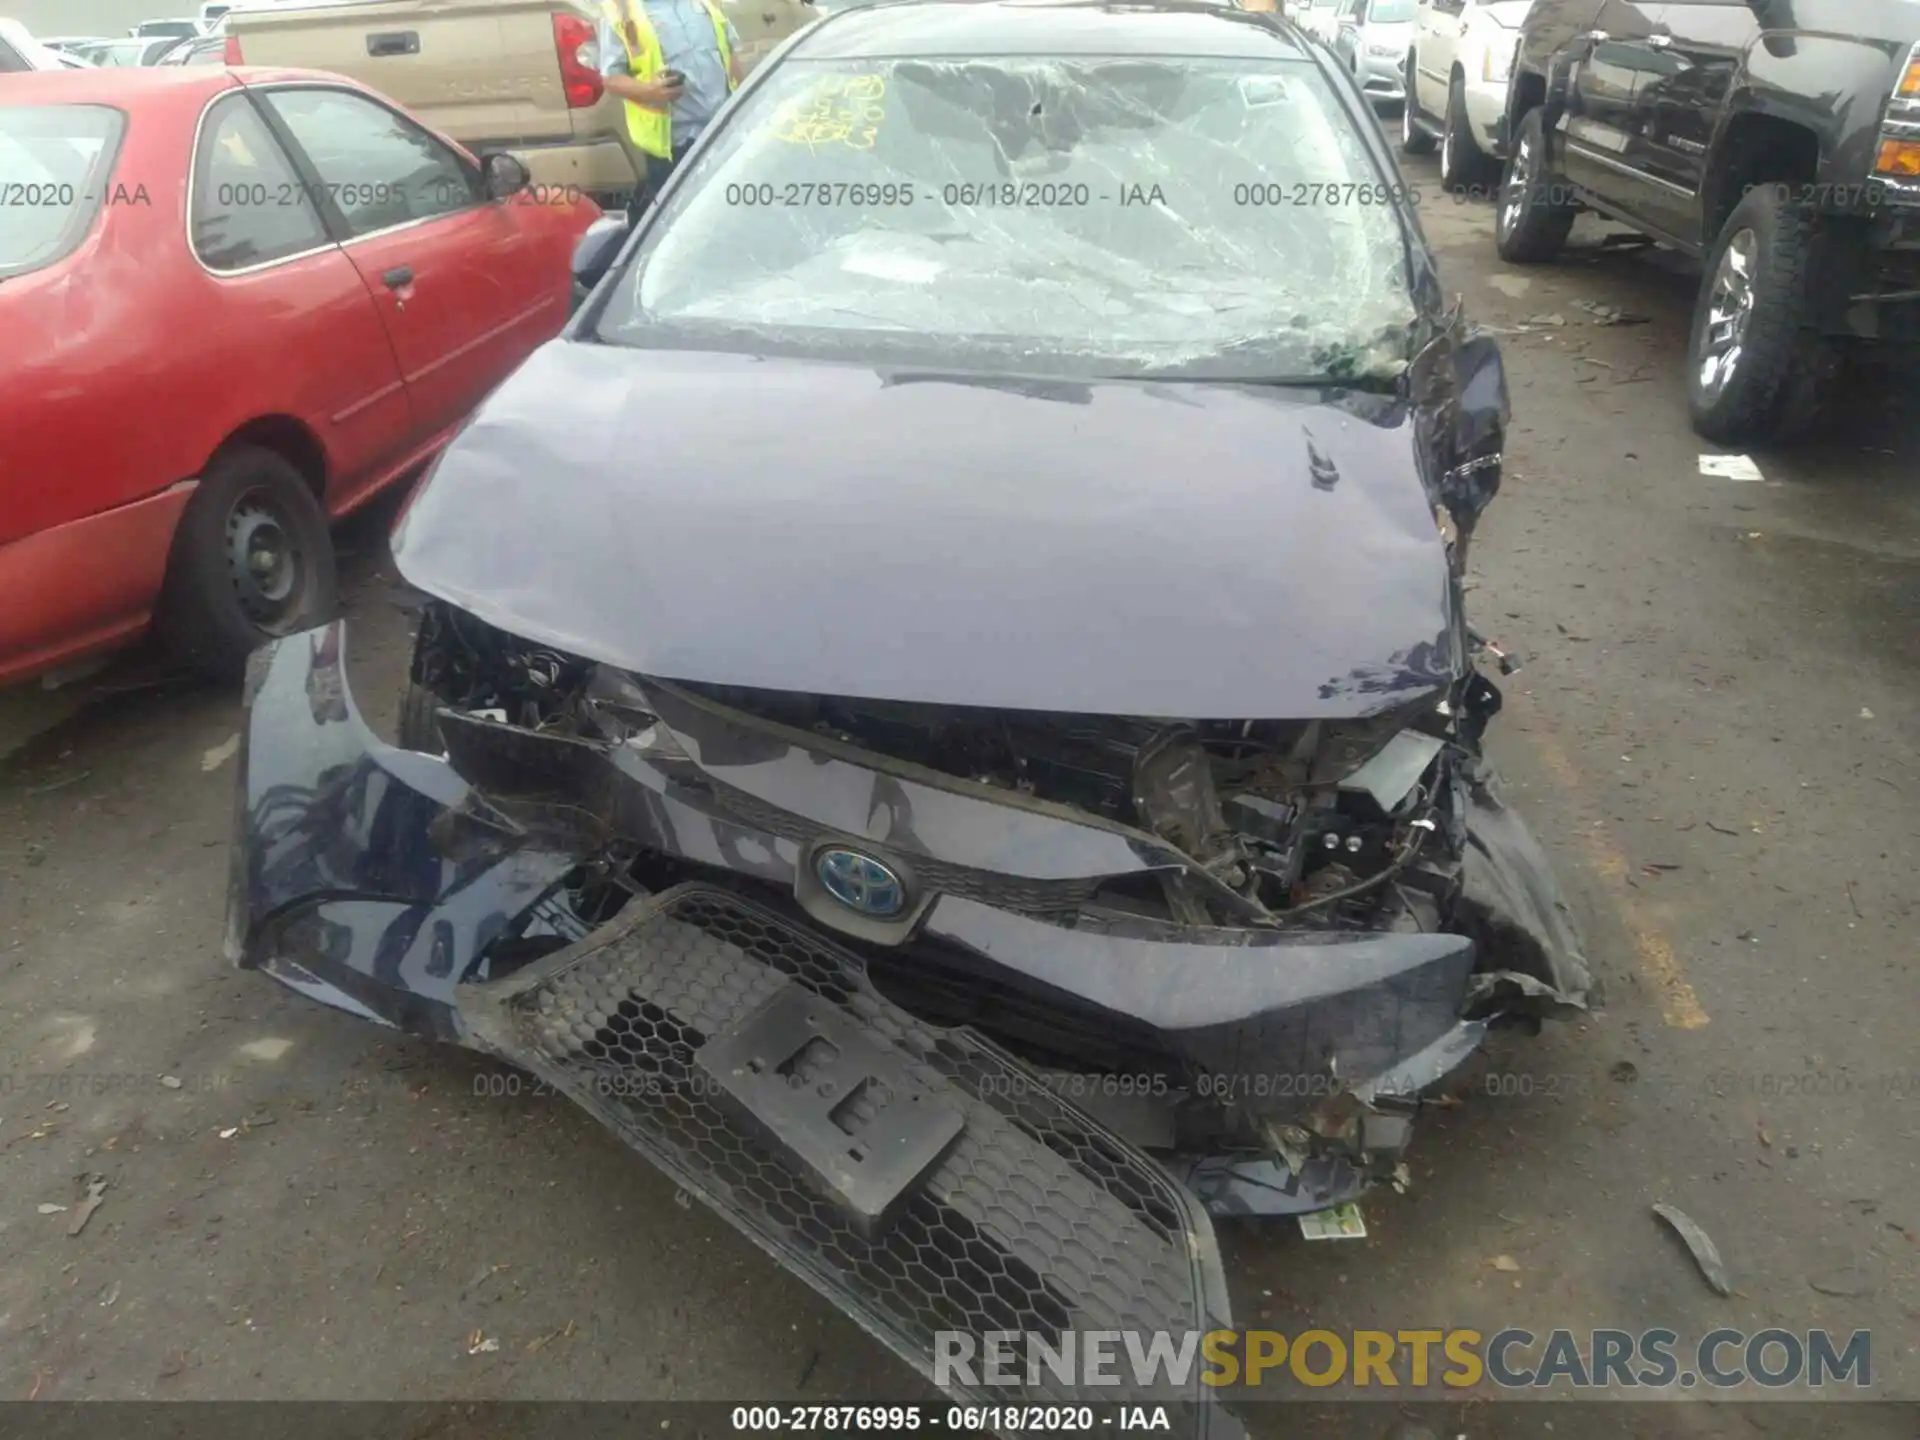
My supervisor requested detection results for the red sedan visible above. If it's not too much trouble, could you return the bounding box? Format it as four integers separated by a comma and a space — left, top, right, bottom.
1, 66, 599, 684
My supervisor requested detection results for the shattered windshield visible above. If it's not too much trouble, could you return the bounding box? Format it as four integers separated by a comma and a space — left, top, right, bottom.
595, 55, 1418, 382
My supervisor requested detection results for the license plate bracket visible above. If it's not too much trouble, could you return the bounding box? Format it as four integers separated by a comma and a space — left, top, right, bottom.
696, 984, 964, 1238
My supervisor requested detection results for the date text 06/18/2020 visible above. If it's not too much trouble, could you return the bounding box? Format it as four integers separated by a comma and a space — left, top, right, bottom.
729, 1405, 1166, 1431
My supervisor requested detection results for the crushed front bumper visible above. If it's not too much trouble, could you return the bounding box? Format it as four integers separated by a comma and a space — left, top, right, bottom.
229, 626, 1236, 1424
229, 623, 1589, 1417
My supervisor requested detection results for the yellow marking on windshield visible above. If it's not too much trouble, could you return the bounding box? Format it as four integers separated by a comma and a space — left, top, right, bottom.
772, 72, 887, 149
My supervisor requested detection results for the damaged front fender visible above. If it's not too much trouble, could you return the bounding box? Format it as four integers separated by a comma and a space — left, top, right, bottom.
228, 625, 578, 1037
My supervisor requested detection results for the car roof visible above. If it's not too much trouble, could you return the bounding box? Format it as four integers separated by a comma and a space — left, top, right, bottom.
792, 0, 1312, 61
0, 65, 367, 103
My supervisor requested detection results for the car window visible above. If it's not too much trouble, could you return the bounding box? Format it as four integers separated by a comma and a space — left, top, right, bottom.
1367, 0, 1416, 19
261, 88, 480, 238
191, 93, 332, 270
90, 40, 155, 66
599, 56, 1417, 383
0, 105, 126, 279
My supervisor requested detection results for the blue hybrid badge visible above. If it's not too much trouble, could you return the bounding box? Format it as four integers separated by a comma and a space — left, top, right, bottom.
815, 847, 908, 919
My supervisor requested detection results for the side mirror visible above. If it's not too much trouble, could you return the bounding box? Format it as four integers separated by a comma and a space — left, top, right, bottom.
571, 213, 630, 298
481, 151, 532, 201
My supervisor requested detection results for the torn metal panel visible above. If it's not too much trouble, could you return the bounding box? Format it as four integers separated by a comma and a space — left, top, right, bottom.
1457, 762, 1597, 1016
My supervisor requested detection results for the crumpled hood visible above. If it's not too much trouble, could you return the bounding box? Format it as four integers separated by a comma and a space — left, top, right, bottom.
392, 340, 1459, 720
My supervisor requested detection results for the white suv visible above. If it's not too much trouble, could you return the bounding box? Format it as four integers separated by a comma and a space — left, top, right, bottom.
1399, 0, 1530, 192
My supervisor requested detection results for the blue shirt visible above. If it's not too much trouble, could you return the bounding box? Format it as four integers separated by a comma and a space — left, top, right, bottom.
598, 0, 740, 153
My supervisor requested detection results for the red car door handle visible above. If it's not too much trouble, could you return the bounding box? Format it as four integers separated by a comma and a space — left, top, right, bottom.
382, 265, 414, 289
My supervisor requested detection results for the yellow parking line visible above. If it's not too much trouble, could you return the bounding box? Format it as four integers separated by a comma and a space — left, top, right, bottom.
1520, 713, 1711, 1030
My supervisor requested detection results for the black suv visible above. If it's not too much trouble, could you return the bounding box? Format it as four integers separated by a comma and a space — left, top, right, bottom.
1494, 0, 1920, 443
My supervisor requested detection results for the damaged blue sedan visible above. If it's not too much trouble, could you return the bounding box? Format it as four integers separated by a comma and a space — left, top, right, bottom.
226, 0, 1591, 1428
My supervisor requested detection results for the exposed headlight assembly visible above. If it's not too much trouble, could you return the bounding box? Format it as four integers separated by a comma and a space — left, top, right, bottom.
1873, 41, 1920, 193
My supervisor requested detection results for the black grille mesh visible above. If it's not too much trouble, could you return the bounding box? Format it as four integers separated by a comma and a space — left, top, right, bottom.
481, 885, 1226, 1419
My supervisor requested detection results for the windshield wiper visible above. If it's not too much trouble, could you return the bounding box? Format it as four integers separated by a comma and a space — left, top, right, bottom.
1235, 372, 1403, 394
1141, 371, 1403, 394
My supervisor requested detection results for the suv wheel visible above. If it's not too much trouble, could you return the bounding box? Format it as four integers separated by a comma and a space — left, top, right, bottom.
1440, 72, 1497, 194
1687, 184, 1830, 445
1401, 56, 1435, 154
1494, 107, 1576, 263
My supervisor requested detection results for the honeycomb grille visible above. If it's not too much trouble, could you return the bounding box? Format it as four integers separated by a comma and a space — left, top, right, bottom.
478, 884, 1230, 1421
701, 779, 1106, 915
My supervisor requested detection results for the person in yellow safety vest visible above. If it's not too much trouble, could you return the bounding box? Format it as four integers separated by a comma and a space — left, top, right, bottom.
597, 0, 742, 220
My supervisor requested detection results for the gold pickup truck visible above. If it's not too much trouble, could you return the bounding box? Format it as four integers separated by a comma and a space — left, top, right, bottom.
224, 0, 814, 204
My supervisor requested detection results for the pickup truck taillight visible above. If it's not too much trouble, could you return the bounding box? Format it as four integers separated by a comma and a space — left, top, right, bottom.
553, 13, 603, 108
223, 33, 242, 63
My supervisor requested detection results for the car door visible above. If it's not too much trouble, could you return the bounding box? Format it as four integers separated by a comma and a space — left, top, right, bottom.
1414, 0, 1465, 117
1632, 0, 1757, 249
188, 90, 417, 509
1557, 0, 1669, 215
254, 84, 560, 449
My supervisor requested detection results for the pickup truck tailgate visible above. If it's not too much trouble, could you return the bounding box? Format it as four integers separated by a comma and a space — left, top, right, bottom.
228, 0, 580, 149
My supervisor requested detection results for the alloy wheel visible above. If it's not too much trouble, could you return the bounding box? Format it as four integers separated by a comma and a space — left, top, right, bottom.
1698, 227, 1759, 400
1499, 134, 1530, 236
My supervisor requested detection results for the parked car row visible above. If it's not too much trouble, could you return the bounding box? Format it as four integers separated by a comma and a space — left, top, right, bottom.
64, 36, 190, 66
0, 18, 86, 70
1400, 0, 1527, 190
1371, 0, 1920, 447
1278, 0, 1920, 446
27, 5, 231, 68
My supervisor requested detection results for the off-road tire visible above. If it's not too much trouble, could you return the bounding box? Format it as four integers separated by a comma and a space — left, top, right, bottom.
155, 445, 338, 681
1494, 107, 1576, 263
1686, 185, 1830, 446
1400, 56, 1435, 155
1440, 71, 1497, 194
